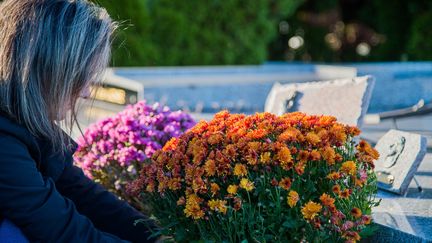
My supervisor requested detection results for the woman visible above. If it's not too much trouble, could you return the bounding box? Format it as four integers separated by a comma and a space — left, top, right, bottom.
0, 0, 158, 242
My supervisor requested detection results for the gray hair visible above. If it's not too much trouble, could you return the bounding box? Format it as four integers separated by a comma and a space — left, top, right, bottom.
0, 0, 117, 153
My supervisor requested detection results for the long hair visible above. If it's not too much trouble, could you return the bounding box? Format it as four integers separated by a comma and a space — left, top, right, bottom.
0, 0, 117, 153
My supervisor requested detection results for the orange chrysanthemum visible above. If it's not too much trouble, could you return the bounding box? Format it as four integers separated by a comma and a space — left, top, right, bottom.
233, 163, 248, 177
342, 231, 361, 242
332, 185, 341, 195
310, 150, 321, 161
340, 189, 351, 199
357, 140, 379, 160
208, 133, 224, 145
319, 193, 335, 207
210, 183, 220, 196
306, 132, 321, 145
321, 146, 336, 165
362, 215, 372, 225
341, 161, 357, 176
163, 137, 179, 151
277, 146, 293, 170
184, 194, 204, 219
287, 190, 299, 208
351, 207, 362, 218
168, 177, 182, 190
295, 161, 306, 175
298, 150, 309, 163
279, 177, 292, 190
330, 124, 347, 144
133, 110, 377, 240
204, 159, 216, 176
301, 201, 322, 220
327, 172, 341, 180
278, 127, 301, 142
246, 128, 268, 139
248, 142, 261, 152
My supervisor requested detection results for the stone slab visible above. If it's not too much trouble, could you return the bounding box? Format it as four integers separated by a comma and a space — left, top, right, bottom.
265, 76, 375, 127
370, 153, 432, 242
374, 130, 427, 195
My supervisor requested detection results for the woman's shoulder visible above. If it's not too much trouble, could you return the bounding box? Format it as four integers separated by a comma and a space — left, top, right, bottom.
0, 112, 38, 149
0, 116, 64, 181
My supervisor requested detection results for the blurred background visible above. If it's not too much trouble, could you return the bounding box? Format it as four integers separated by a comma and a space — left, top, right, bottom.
92, 0, 432, 66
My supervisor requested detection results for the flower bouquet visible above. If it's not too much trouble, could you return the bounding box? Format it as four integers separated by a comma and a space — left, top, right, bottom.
129, 111, 380, 242
74, 101, 196, 211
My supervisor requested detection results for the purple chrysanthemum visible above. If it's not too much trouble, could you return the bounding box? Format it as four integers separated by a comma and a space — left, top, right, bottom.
73, 101, 195, 208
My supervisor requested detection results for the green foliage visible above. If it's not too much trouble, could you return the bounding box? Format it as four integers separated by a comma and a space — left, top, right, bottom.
95, 0, 303, 66
406, 12, 432, 60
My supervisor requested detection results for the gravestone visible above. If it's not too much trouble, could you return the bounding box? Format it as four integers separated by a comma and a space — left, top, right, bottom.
374, 129, 427, 195
264, 75, 375, 127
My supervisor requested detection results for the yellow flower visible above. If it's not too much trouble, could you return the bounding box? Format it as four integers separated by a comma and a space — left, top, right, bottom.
227, 185, 238, 195
208, 199, 228, 214
184, 194, 204, 219
306, 132, 320, 145
301, 201, 322, 220
239, 178, 255, 191
233, 163, 248, 177
186, 193, 202, 205
248, 142, 261, 152
210, 183, 220, 196
184, 204, 205, 220
145, 182, 155, 193
287, 190, 299, 208
279, 177, 292, 190
204, 159, 216, 176
277, 146, 293, 170
260, 152, 271, 164
341, 161, 357, 176
168, 177, 182, 191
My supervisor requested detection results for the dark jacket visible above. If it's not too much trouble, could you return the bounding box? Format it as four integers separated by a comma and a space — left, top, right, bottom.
0, 112, 158, 243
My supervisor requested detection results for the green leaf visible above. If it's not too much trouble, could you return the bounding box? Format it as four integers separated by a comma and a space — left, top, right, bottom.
282, 220, 296, 229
